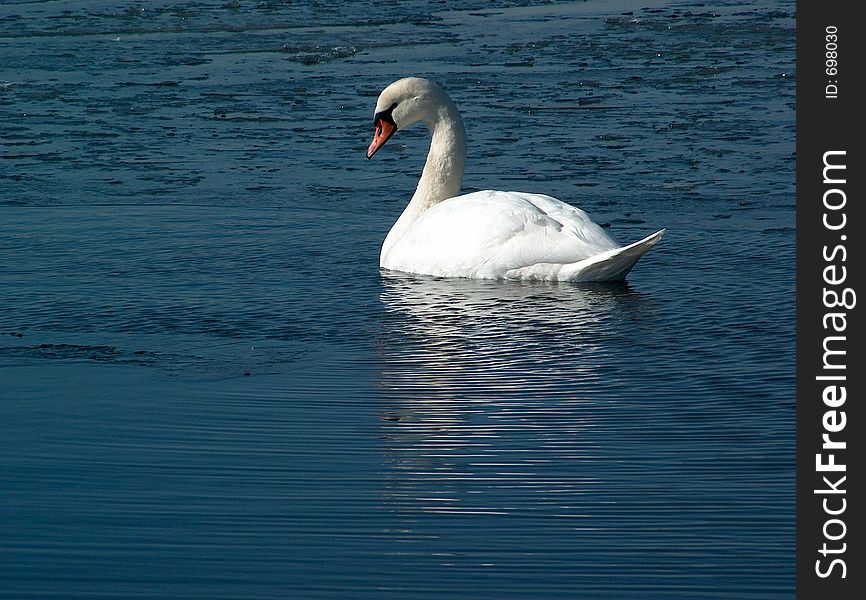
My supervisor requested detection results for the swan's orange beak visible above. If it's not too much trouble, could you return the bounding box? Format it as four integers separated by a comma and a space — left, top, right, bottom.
366, 118, 396, 159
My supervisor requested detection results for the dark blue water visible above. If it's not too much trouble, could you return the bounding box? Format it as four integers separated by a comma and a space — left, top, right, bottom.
1, 0, 795, 598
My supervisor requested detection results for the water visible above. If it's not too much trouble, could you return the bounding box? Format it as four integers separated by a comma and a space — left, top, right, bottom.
1, 0, 795, 597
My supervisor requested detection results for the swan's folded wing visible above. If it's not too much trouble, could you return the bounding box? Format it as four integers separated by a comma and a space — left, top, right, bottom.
386, 190, 621, 278
483, 192, 620, 273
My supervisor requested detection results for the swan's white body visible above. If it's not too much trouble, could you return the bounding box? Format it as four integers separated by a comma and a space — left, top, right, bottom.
367, 78, 664, 282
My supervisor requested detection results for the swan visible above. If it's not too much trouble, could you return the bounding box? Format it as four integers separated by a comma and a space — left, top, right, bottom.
366, 77, 665, 281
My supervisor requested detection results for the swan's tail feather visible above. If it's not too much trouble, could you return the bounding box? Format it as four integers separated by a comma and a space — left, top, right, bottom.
563, 229, 665, 282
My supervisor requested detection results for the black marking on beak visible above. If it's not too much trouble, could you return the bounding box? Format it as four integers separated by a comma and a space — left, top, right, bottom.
367, 102, 399, 159
373, 102, 398, 126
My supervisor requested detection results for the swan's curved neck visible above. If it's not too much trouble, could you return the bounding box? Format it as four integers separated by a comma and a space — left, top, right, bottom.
381, 99, 466, 260
414, 103, 466, 209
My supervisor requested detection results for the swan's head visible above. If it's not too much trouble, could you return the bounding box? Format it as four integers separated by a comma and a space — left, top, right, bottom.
366, 77, 449, 159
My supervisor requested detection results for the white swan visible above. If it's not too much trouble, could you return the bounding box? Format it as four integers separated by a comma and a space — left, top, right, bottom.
366, 77, 664, 282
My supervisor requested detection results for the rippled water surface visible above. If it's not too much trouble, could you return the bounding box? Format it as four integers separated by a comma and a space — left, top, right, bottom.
2, 0, 795, 598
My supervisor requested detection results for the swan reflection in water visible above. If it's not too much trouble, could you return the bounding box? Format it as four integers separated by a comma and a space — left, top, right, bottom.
374, 272, 659, 523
